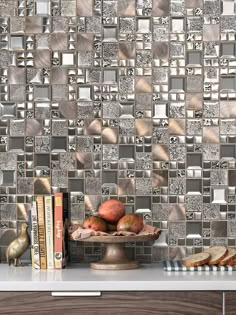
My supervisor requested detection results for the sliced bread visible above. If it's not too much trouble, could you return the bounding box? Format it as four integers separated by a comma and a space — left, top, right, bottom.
204, 246, 228, 265
218, 248, 236, 266
182, 252, 211, 267
228, 259, 236, 266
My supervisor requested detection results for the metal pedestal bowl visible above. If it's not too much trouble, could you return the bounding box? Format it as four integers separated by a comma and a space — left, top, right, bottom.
77, 232, 161, 270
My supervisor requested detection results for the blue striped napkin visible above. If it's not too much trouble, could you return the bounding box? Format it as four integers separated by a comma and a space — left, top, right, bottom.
163, 260, 236, 271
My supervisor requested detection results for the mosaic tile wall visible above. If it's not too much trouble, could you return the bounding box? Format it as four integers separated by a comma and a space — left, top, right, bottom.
0, 0, 236, 264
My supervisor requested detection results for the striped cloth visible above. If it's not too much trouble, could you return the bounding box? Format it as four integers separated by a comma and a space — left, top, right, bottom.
163, 260, 236, 271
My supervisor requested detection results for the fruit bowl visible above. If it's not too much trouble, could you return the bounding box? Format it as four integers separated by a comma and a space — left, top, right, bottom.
70, 230, 161, 270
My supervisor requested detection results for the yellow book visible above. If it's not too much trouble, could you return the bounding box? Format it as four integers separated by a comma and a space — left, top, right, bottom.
36, 196, 47, 269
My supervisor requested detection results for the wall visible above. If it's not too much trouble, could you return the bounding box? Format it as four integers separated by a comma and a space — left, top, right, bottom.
0, 0, 234, 264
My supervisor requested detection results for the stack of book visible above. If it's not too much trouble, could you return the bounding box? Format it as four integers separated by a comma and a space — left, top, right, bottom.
30, 192, 69, 269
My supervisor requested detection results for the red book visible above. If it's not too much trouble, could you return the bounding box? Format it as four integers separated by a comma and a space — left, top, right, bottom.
54, 192, 63, 269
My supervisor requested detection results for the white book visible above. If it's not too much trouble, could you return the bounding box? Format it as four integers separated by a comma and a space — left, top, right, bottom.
31, 201, 40, 269
44, 196, 54, 269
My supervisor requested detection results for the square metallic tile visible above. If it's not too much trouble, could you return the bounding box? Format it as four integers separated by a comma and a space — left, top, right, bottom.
35, 0, 51, 15
0, 0, 235, 264
0, 102, 16, 118
34, 85, 50, 101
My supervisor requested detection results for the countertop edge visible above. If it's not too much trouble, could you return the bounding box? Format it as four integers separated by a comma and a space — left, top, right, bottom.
1, 281, 236, 291
1, 263, 236, 291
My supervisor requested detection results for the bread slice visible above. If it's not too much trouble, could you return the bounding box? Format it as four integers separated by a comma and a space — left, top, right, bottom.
228, 259, 236, 266
218, 248, 236, 266
204, 246, 228, 265
182, 252, 211, 267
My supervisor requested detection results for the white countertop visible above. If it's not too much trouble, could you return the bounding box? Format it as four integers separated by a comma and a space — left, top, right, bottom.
1, 263, 236, 291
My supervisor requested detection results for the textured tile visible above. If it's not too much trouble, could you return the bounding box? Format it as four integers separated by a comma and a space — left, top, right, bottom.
0, 0, 234, 263
136, 179, 152, 195
169, 223, 186, 245
10, 17, 24, 33
228, 221, 236, 237
153, 144, 169, 161
8, 67, 25, 85
169, 178, 186, 195
25, 17, 42, 34
52, 17, 68, 32
17, 178, 34, 195
9, 86, 25, 102
118, 0, 136, 16
34, 50, 51, 68
0, 0, 17, 16
10, 120, 25, 136
25, 119, 42, 136
118, 179, 135, 195
203, 204, 221, 220
76, 0, 93, 16
59, 101, 78, 119
153, 0, 169, 16
61, 0, 76, 16
186, 195, 202, 212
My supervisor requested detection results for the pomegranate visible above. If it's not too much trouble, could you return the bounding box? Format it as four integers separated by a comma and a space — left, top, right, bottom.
82, 216, 107, 232
98, 199, 125, 223
117, 214, 144, 234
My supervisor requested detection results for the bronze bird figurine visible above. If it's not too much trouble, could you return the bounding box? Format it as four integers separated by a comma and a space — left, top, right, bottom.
6, 222, 30, 266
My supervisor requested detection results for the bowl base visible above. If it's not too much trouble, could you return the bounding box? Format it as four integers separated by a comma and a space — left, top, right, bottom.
90, 261, 140, 270
89, 242, 140, 270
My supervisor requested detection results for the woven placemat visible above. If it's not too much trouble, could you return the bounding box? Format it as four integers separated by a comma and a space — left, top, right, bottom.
163, 260, 236, 271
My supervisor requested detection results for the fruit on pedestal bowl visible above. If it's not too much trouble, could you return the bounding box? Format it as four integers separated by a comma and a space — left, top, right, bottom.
98, 199, 125, 223
117, 214, 144, 234
106, 222, 117, 232
82, 216, 107, 232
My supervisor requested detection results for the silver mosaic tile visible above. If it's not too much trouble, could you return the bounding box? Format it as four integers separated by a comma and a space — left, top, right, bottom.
0, 0, 236, 263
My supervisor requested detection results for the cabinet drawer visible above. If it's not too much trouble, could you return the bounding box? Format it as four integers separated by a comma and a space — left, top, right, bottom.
225, 292, 236, 314
0, 291, 222, 315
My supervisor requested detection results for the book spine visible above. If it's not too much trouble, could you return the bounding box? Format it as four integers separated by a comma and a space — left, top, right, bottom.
31, 201, 40, 269
54, 192, 63, 269
36, 196, 47, 269
29, 209, 34, 268
44, 196, 54, 269
62, 193, 69, 268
